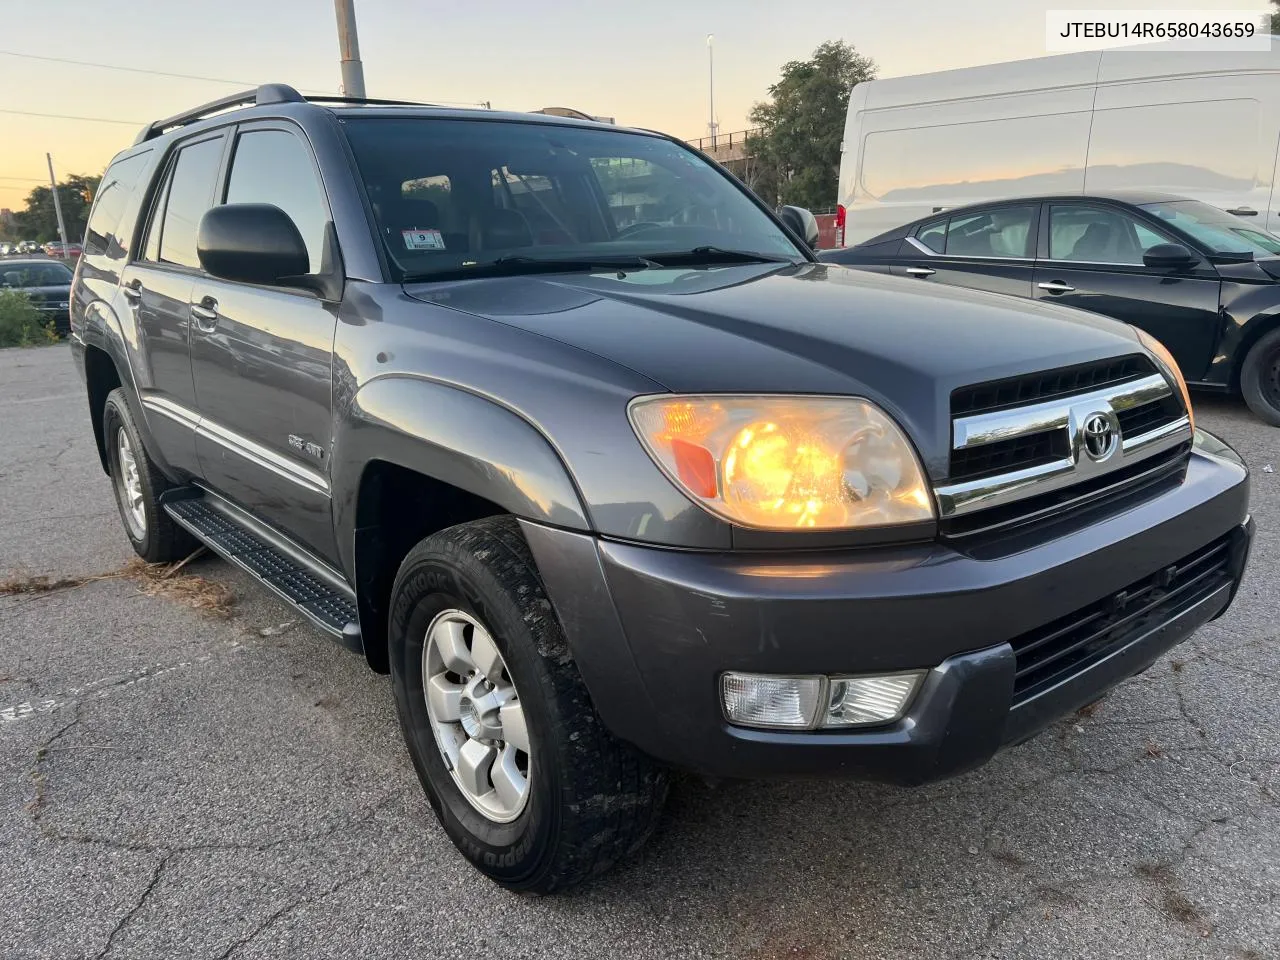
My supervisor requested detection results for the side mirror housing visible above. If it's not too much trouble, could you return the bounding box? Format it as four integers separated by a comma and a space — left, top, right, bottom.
779, 205, 820, 250
1142, 242, 1198, 270
197, 204, 310, 286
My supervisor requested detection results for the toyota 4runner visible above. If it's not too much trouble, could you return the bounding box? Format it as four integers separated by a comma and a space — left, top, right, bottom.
70, 85, 1253, 893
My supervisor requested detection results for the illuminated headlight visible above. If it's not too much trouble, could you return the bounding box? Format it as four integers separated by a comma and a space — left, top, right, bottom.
629, 395, 934, 530
721, 671, 925, 730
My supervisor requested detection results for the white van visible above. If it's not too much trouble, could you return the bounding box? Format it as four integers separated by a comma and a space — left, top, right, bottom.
835, 45, 1280, 246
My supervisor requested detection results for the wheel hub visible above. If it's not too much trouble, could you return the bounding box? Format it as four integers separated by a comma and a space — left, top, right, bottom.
457, 674, 505, 741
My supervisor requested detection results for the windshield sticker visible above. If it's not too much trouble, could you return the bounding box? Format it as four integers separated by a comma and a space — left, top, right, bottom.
403, 228, 446, 250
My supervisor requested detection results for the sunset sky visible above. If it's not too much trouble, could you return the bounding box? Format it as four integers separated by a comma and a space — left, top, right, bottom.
0, 0, 1269, 212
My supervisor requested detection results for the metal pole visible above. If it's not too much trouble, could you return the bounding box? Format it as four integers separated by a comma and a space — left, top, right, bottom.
707, 35, 716, 148
46, 153, 69, 256
334, 0, 366, 98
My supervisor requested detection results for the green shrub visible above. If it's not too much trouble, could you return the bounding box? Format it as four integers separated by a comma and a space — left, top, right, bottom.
0, 289, 54, 347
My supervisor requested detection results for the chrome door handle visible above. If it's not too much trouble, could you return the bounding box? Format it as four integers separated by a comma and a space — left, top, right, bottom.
1226, 206, 1257, 217
121, 281, 142, 303
905, 267, 936, 277
1037, 281, 1075, 294
190, 297, 219, 332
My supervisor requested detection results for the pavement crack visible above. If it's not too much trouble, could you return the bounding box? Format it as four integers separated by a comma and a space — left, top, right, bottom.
213, 865, 374, 959
93, 854, 170, 960
25, 702, 82, 823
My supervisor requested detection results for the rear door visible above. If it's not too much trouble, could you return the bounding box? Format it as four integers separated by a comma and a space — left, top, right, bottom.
119, 131, 228, 477
1032, 202, 1222, 380
189, 122, 339, 562
892, 204, 1039, 298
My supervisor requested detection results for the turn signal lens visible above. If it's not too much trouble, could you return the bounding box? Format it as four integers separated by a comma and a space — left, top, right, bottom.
1136, 330, 1194, 432
629, 395, 934, 530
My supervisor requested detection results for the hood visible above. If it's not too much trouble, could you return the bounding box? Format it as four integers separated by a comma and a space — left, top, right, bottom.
405, 262, 1143, 474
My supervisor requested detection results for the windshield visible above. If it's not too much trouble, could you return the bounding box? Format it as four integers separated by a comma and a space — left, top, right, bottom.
342, 118, 803, 280
0, 263, 73, 288
1140, 200, 1280, 258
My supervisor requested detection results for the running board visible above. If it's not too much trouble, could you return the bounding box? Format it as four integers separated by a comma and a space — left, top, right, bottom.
161, 488, 362, 653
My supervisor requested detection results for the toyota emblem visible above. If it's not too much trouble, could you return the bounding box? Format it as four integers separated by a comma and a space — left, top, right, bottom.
1081, 412, 1117, 462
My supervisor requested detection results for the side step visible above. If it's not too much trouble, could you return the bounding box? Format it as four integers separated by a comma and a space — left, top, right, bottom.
162, 489, 362, 653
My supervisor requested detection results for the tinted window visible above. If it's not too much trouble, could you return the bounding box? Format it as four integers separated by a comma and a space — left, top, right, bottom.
84, 151, 151, 258
945, 206, 1034, 257
1, 262, 73, 287
1142, 199, 1279, 258
225, 130, 329, 273
916, 218, 946, 253
158, 137, 224, 269
343, 118, 800, 280
1049, 205, 1165, 264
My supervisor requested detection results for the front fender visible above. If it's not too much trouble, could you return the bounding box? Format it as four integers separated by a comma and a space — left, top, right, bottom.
332, 375, 590, 576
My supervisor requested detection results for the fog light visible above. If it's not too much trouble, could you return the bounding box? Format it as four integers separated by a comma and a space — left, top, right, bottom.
823, 672, 924, 727
721, 672, 822, 729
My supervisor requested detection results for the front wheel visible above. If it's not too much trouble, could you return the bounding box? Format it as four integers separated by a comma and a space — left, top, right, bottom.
1240, 328, 1280, 427
389, 516, 668, 893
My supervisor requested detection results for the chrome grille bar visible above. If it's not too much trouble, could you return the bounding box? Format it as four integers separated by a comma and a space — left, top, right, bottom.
936, 372, 1192, 519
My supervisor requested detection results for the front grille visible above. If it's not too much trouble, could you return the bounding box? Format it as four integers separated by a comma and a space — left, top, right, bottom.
949, 429, 1069, 483
951, 355, 1154, 417
1010, 533, 1234, 702
1116, 395, 1183, 436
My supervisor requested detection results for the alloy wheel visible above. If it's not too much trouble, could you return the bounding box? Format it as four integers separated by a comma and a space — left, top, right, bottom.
422, 609, 531, 822
116, 427, 147, 540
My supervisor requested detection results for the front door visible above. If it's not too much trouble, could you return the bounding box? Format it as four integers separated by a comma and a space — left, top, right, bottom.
122, 131, 228, 477
188, 122, 340, 562
1033, 203, 1222, 380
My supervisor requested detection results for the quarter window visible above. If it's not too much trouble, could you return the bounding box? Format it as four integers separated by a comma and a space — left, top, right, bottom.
156, 137, 224, 270
225, 130, 329, 273
1048, 205, 1168, 265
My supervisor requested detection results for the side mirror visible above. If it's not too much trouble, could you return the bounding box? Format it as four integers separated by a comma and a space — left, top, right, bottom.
197, 204, 309, 286
1142, 242, 1197, 270
779, 205, 820, 250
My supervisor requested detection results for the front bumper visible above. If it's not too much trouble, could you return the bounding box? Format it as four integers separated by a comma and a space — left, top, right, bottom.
522, 432, 1252, 785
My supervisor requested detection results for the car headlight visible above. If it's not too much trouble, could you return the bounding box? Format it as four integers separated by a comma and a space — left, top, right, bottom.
628, 394, 934, 530
1136, 329, 1194, 432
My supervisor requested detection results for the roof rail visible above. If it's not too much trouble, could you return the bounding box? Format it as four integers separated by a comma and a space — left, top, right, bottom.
302, 95, 436, 107
133, 83, 305, 144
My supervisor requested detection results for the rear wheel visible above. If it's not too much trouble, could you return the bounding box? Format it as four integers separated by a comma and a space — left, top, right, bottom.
388, 515, 668, 893
103, 389, 196, 563
1240, 328, 1280, 427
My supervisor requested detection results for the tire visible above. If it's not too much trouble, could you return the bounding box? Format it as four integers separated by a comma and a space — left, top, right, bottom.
1240, 328, 1280, 427
102, 388, 197, 563
389, 515, 668, 893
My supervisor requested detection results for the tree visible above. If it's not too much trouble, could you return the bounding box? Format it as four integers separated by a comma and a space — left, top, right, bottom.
11, 173, 101, 243
1272, 0, 1279, 33
746, 41, 876, 211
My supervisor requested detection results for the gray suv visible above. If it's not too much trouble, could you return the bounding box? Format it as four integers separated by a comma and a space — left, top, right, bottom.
71, 84, 1253, 892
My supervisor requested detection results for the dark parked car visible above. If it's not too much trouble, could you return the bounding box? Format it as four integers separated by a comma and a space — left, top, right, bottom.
820, 192, 1280, 426
71, 87, 1251, 892
0, 258, 73, 335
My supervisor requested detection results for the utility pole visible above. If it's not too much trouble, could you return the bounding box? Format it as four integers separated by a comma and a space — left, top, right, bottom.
706, 34, 718, 148
46, 153, 69, 254
334, 0, 366, 98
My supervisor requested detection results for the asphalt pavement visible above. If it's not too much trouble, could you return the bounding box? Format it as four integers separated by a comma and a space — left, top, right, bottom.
1, 343, 1277, 960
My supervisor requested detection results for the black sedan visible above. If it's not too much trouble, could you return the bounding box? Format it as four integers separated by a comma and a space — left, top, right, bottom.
820, 191, 1280, 425
0, 259, 73, 336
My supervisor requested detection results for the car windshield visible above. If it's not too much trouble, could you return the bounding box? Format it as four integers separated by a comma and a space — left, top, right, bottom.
342, 117, 804, 281
1140, 200, 1280, 258
0, 263, 72, 287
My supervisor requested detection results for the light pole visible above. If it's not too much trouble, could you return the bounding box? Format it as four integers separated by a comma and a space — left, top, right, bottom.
334, 0, 367, 98
706, 34, 718, 148
46, 153, 69, 254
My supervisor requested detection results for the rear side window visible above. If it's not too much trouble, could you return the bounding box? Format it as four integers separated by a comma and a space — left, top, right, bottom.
224, 129, 329, 273
917, 218, 946, 253
155, 136, 224, 269
946, 206, 1034, 257
84, 151, 151, 258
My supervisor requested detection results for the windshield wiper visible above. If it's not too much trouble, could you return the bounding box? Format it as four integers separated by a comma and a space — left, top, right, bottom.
403, 254, 659, 283
644, 246, 800, 266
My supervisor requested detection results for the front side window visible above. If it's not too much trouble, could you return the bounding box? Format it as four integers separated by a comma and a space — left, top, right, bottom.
224, 129, 329, 273
1141, 199, 1280, 258
156, 136, 224, 269
342, 118, 802, 280
1048, 205, 1167, 265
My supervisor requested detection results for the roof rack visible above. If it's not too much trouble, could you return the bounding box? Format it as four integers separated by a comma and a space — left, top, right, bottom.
132, 84, 437, 144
